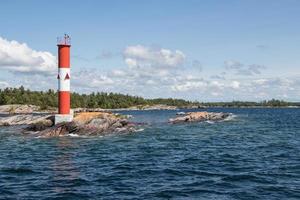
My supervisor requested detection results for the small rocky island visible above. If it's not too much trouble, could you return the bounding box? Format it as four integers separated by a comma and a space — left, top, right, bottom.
169, 111, 230, 123
0, 105, 232, 137
0, 111, 136, 137
33, 112, 136, 137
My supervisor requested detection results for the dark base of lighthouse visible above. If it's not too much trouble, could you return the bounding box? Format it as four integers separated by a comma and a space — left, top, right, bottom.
54, 110, 74, 125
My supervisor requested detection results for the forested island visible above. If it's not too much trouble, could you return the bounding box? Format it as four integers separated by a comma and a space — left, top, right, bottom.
0, 86, 299, 109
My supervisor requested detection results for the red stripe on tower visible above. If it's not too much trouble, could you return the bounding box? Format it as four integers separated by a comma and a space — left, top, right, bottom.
57, 34, 71, 115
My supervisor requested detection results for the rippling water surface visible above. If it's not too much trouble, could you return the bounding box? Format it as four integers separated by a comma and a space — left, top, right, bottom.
0, 108, 300, 199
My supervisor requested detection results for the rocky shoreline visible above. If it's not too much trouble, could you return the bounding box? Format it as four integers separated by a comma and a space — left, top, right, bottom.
0, 104, 203, 114
1, 104, 296, 116
0, 104, 53, 114
0, 106, 232, 137
0, 104, 180, 115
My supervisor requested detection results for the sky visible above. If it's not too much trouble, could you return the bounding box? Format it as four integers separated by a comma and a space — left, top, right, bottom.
0, 0, 300, 101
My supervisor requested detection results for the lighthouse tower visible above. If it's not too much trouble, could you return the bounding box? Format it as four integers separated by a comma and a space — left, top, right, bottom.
55, 34, 73, 124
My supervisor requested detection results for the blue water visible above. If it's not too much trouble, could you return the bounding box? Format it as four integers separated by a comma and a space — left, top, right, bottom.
0, 108, 300, 199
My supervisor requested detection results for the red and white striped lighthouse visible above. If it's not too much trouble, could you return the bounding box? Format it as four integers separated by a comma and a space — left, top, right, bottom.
55, 34, 73, 124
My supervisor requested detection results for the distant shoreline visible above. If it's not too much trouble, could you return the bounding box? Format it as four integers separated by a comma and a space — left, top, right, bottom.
0, 104, 298, 115
1, 87, 299, 112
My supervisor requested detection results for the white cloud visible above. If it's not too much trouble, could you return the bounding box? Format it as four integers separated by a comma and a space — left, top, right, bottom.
0, 81, 9, 88
72, 69, 115, 91
171, 78, 207, 92
229, 81, 240, 89
0, 37, 56, 75
70, 45, 192, 96
90, 76, 114, 87
253, 79, 268, 85
124, 45, 185, 69
210, 81, 225, 89
211, 92, 222, 97
125, 58, 138, 68
111, 69, 127, 77
252, 77, 295, 91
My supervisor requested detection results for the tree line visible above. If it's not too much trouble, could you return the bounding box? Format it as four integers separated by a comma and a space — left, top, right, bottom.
200, 100, 300, 107
0, 86, 298, 109
0, 86, 195, 109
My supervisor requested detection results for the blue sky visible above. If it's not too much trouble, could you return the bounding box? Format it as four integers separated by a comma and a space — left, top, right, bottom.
0, 0, 300, 101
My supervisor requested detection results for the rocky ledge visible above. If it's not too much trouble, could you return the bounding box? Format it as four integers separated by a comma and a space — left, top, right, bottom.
0, 104, 40, 114
125, 104, 178, 111
169, 111, 230, 124
0, 114, 53, 126
0, 104, 55, 114
0, 112, 137, 137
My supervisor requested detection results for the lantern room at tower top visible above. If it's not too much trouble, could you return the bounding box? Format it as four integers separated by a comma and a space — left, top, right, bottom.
57, 35, 71, 68
57, 34, 71, 46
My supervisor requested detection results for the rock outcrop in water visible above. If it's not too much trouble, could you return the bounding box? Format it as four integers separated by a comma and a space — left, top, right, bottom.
169, 111, 230, 124
0, 104, 56, 114
128, 104, 178, 110
29, 112, 136, 137
0, 114, 53, 126
0, 110, 231, 137
0, 105, 41, 114
0, 112, 136, 137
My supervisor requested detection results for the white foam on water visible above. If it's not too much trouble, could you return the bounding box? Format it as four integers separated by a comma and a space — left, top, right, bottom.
135, 128, 145, 132
222, 113, 237, 121
67, 133, 80, 137
66, 133, 91, 138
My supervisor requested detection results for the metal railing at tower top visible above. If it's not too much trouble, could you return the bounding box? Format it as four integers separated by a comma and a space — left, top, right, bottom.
57, 34, 71, 45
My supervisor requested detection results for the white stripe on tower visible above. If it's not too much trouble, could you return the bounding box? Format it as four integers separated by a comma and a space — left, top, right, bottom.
58, 68, 70, 91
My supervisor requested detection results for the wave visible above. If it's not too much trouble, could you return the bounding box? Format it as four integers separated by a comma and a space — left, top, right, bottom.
204, 113, 237, 124
134, 128, 145, 132
222, 113, 237, 121
1, 167, 35, 174
66, 133, 93, 138
67, 133, 80, 137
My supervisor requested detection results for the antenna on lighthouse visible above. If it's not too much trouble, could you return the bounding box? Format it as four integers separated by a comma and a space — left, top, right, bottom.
57, 34, 71, 46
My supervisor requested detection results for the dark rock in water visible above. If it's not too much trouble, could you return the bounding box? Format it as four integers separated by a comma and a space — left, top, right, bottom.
169, 111, 230, 124
37, 123, 70, 137
24, 116, 54, 131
